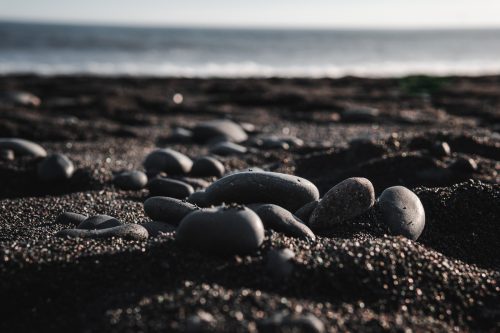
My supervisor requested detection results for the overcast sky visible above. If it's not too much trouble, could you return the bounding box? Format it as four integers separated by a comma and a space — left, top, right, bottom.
1, 0, 499, 28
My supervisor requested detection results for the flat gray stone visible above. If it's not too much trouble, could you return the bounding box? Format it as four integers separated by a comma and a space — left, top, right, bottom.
55, 212, 88, 225
309, 177, 375, 229
148, 178, 194, 199
0, 138, 47, 158
144, 196, 198, 225
141, 221, 176, 237
209, 141, 247, 156
192, 119, 248, 143
77, 215, 122, 230
190, 156, 225, 177
255, 204, 315, 240
176, 206, 265, 255
378, 186, 425, 240
56, 224, 149, 241
204, 171, 320, 212
37, 153, 75, 182
143, 148, 193, 174
113, 170, 148, 190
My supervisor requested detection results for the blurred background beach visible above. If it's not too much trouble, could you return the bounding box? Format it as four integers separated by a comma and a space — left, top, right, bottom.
1, 0, 500, 77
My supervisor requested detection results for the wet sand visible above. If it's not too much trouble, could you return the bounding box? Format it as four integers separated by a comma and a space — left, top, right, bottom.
0, 75, 499, 332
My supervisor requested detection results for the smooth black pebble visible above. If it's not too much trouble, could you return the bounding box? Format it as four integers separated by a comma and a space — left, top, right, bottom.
190, 156, 225, 177
56, 224, 149, 241
255, 204, 315, 240
141, 221, 176, 237
113, 170, 148, 190
266, 248, 295, 280
77, 214, 122, 230
148, 178, 194, 199
37, 153, 75, 182
143, 148, 192, 174
143, 196, 198, 225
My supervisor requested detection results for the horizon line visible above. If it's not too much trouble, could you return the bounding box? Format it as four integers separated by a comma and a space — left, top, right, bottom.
2, 17, 500, 31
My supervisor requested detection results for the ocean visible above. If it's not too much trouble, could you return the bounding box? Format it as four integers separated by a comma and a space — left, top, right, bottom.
1, 21, 500, 77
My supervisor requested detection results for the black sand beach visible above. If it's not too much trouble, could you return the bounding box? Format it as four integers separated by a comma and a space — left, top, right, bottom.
0, 75, 499, 332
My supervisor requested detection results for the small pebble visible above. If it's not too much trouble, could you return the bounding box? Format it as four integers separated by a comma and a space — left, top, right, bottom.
377, 185, 426, 240
77, 215, 122, 230
176, 206, 265, 255
168, 127, 193, 143
255, 204, 315, 240
148, 178, 194, 199
0, 138, 47, 158
37, 153, 75, 182
266, 248, 295, 280
170, 176, 211, 190
192, 119, 248, 143
258, 313, 325, 333
56, 224, 149, 241
143, 196, 198, 225
0, 149, 14, 161
309, 177, 375, 229
209, 141, 247, 156
205, 171, 320, 212
450, 156, 478, 173
141, 221, 176, 237
190, 156, 225, 177
55, 212, 88, 225
143, 148, 193, 174
341, 106, 379, 122
294, 200, 319, 225
0, 91, 41, 107
431, 141, 451, 157
113, 170, 148, 190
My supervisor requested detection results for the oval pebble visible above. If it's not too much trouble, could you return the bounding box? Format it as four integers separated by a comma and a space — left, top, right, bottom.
148, 178, 194, 199
141, 221, 176, 237
209, 141, 247, 156
37, 153, 75, 182
266, 248, 295, 280
144, 196, 198, 225
56, 224, 148, 241
258, 313, 325, 333
77, 215, 122, 230
255, 204, 315, 240
450, 156, 478, 173
186, 191, 210, 207
0, 149, 15, 161
205, 171, 320, 212
190, 156, 225, 177
192, 119, 248, 143
294, 200, 319, 225
113, 170, 148, 190
378, 186, 425, 240
431, 141, 451, 157
176, 206, 265, 255
143, 148, 193, 174
169, 176, 211, 190
55, 212, 88, 225
309, 177, 375, 229
168, 127, 193, 143
0, 138, 47, 158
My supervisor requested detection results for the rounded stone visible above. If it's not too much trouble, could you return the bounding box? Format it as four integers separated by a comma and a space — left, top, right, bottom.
266, 248, 295, 280
205, 171, 320, 212
0, 149, 15, 161
143, 148, 193, 174
378, 186, 426, 241
37, 153, 75, 182
143, 196, 198, 225
431, 141, 451, 157
309, 177, 375, 229
450, 157, 478, 173
192, 119, 248, 143
186, 191, 210, 207
255, 204, 315, 240
148, 178, 194, 199
176, 206, 265, 255
169, 176, 211, 190
294, 200, 319, 225
141, 221, 176, 237
113, 170, 148, 190
56, 224, 149, 241
190, 156, 225, 178
0, 138, 47, 158
168, 127, 193, 143
55, 212, 88, 226
77, 215, 122, 230
209, 141, 247, 156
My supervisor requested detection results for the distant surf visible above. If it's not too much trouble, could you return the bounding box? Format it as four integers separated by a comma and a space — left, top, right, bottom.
1, 21, 500, 77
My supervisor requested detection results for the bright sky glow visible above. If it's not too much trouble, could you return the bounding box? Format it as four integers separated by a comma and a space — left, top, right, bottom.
0, 0, 499, 28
